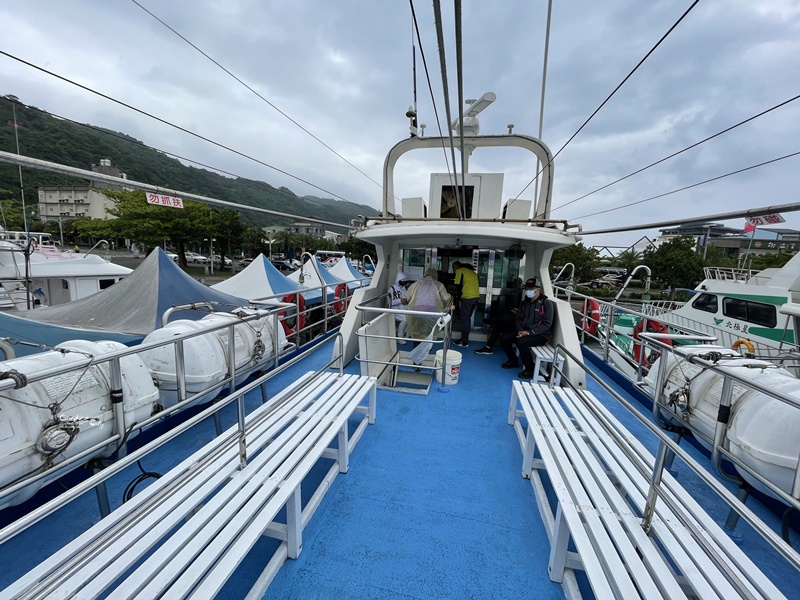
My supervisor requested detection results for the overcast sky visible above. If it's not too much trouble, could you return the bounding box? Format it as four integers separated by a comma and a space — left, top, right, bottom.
1, 0, 798, 249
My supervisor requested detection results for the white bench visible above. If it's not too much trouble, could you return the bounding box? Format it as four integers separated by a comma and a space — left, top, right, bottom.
508, 381, 785, 600
4, 371, 376, 600
530, 344, 564, 385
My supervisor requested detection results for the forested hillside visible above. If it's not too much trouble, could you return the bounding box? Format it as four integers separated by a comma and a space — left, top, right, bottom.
0, 95, 378, 231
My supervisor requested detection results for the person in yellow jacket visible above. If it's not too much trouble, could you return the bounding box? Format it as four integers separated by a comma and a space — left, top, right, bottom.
452, 261, 480, 347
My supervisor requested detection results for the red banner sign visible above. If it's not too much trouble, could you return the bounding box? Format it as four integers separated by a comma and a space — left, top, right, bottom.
747, 213, 785, 227
146, 193, 184, 209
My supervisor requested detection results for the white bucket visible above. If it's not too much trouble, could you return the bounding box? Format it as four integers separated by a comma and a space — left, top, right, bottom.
434, 350, 462, 385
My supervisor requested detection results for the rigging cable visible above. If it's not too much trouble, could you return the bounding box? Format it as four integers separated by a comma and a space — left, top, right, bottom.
432, 0, 463, 219
512, 0, 701, 201
0, 50, 352, 204
130, 0, 385, 193
409, 0, 456, 180
552, 93, 800, 214
573, 149, 800, 220
0, 96, 353, 214
454, 0, 467, 218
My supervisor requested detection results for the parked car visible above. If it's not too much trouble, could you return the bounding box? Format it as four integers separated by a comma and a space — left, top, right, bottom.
239, 257, 254, 266
184, 252, 208, 264
587, 274, 625, 290
271, 260, 296, 273
165, 252, 178, 262
210, 254, 232, 266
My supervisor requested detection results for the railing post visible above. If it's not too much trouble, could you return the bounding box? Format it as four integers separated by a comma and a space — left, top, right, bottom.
108, 357, 127, 459
237, 393, 247, 470
174, 339, 187, 406
710, 375, 734, 473
641, 439, 669, 533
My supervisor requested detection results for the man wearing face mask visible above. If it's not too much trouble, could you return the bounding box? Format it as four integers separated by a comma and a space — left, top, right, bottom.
499, 277, 554, 379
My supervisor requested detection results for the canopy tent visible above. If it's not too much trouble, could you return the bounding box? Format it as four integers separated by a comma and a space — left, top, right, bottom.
0, 312, 140, 357
287, 256, 346, 305
211, 254, 301, 301
7, 248, 248, 343
327, 258, 371, 290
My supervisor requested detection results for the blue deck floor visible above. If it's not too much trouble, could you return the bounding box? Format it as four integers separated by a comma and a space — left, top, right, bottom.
1, 341, 798, 598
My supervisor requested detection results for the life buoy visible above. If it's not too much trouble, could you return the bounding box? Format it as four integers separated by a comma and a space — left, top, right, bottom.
732, 338, 755, 355
632, 319, 672, 369
279, 294, 307, 335
334, 283, 350, 314
580, 299, 601, 336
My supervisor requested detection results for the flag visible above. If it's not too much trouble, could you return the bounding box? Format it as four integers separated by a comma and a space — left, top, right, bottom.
743, 221, 756, 234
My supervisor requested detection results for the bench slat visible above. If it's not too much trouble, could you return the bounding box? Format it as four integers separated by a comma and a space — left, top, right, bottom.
113, 375, 367, 599
510, 381, 785, 600
531, 384, 683, 599
558, 386, 783, 600
4, 370, 328, 600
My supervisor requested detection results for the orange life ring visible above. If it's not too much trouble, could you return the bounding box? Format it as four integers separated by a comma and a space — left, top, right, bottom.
334, 283, 350, 314
732, 338, 755, 355
581, 299, 601, 336
632, 319, 672, 369
279, 294, 307, 335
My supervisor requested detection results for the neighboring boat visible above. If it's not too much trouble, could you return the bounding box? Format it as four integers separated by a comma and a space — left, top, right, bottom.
0, 241, 131, 310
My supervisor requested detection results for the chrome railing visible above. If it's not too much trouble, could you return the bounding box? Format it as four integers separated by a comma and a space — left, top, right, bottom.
0, 333, 345, 543
548, 343, 800, 571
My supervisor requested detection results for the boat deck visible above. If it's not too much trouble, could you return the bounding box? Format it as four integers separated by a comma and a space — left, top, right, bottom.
0, 341, 797, 598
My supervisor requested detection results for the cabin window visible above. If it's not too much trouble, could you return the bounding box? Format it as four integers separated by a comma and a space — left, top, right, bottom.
722, 298, 777, 328
439, 185, 475, 218
99, 279, 116, 290
692, 293, 718, 313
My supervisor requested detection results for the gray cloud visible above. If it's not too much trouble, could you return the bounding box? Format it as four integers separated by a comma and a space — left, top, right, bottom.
1, 0, 798, 248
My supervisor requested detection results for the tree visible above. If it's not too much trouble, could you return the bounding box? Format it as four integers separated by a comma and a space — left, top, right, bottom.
78, 190, 217, 266
642, 236, 704, 293
613, 248, 642, 276
275, 229, 296, 256
750, 252, 795, 270
343, 236, 376, 261
551, 243, 601, 282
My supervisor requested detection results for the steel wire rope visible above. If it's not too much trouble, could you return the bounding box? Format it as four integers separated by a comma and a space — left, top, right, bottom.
572, 149, 800, 221
409, 0, 457, 179
552, 93, 800, 214
130, 0, 386, 195
432, 0, 463, 219
0, 96, 349, 214
0, 50, 353, 204
511, 0, 701, 204
454, 0, 468, 219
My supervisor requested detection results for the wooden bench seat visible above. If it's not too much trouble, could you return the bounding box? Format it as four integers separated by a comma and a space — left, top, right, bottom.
3, 371, 376, 600
508, 381, 785, 600
530, 344, 564, 385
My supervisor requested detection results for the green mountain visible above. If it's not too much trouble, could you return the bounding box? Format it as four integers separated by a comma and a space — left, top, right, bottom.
0, 95, 379, 231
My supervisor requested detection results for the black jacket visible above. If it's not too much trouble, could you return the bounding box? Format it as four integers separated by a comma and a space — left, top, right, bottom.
515, 294, 554, 337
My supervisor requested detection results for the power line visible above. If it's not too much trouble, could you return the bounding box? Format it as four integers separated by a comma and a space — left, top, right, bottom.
0, 96, 352, 214
513, 0, 701, 201
573, 150, 800, 220
552, 93, 800, 213
130, 0, 385, 193
0, 49, 352, 204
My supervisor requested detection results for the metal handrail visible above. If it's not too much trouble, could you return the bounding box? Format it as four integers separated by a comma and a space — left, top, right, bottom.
0, 333, 345, 543
548, 342, 800, 571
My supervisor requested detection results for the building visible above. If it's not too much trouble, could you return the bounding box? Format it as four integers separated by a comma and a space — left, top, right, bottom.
37, 159, 127, 223
37, 187, 117, 222
287, 221, 325, 238
655, 222, 800, 258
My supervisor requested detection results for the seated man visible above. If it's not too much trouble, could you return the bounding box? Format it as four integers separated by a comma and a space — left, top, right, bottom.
473, 309, 517, 355
498, 278, 554, 379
